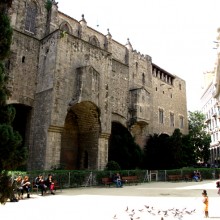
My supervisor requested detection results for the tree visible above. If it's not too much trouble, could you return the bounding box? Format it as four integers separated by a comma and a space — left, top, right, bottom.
169, 129, 184, 168
143, 128, 198, 169
143, 133, 173, 169
109, 133, 143, 169
0, 1, 27, 204
108, 122, 143, 169
188, 111, 211, 163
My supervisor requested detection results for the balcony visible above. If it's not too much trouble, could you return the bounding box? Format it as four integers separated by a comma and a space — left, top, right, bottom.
212, 112, 217, 117
205, 117, 211, 123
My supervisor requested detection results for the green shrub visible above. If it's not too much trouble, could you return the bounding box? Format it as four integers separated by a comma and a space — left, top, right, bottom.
105, 161, 121, 171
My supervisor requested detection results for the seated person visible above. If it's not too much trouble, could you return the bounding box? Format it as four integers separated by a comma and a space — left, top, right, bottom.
45, 174, 55, 195
192, 171, 198, 182
15, 176, 23, 200
113, 173, 123, 187
37, 175, 47, 195
21, 176, 31, 198
196, 170, 202, 181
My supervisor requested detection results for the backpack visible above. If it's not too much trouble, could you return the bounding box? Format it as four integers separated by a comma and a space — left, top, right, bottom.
216, 181, 220, 188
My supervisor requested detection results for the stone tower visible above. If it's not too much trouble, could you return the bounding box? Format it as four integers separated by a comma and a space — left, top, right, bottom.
5, 0, 188, 170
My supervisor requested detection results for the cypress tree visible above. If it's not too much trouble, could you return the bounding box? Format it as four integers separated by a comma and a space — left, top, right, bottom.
0, 1, 27, 204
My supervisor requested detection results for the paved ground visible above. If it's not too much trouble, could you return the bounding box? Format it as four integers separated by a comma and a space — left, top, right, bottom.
0, 180, 220, 220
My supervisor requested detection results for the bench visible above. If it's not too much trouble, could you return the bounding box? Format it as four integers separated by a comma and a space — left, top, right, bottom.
101, 177, 113, 187
32, 181, 39, 193
167, 175, 183, 181
183, 174, 193, 181
53, 180, 62, 192
32, 180, 61, 193
122, 176, 138, 185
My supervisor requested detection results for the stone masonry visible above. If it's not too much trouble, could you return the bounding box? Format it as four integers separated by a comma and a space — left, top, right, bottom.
5, 0, 188, 170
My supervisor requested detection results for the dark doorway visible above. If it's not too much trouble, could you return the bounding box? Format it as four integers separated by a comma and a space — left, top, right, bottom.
109, 122, 142, 169
12, 104, 32, 147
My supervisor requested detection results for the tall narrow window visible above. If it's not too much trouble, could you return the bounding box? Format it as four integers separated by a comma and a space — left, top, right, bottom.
179, 116, 184, 128
25, 1, 37, 34
159, 109, 164, 124
142, 73, 145, 85
170, 113, 174, 127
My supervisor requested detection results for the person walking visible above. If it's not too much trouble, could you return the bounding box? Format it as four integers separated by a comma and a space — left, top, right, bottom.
202, 190, 209, 218
216, 179, 220, 195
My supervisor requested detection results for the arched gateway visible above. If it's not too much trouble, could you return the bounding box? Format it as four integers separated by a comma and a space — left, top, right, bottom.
61, 101, 101, 170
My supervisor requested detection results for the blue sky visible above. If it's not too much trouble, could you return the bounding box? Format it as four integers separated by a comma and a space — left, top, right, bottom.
57, 0, 220, 111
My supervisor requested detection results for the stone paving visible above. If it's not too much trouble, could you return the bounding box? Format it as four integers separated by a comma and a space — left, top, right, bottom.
0, 180, 220, 220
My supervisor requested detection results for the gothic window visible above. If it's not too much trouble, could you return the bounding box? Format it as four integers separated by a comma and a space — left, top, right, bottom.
25, 1, 37, 34
142, 73, 145, 85
170, 113, 174, 127
62, 24, 69, 32
179, 115, 184, 128
60, 22, 72, 34
89, 36, 100, 47
159, 109, 164, 124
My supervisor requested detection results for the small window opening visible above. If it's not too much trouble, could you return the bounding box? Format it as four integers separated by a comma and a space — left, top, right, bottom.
22, 56, 25, 63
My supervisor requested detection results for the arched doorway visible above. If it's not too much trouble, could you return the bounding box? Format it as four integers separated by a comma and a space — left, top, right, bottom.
12, 104, 32, 147
60, 101, 101, 170
11, 104, 32, 169
108, 122, 142, 169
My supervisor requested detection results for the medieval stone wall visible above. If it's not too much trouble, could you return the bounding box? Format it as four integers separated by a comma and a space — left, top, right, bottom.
6, 0, 188, 170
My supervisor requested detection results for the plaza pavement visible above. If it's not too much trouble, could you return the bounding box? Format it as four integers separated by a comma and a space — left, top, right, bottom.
0, 180, 220, 220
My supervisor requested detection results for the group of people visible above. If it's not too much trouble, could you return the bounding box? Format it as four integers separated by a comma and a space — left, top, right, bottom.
10, 174, 56, 202
11, 175, 31, 201
34, 174, 55, 196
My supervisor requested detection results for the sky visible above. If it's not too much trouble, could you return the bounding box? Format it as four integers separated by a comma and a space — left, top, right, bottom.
57, 0, 220, 112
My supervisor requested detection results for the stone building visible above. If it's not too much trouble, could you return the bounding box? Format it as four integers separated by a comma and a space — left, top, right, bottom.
5, 0, 188, 170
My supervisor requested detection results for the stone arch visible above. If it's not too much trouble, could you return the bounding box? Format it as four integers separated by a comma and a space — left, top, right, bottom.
25, 0, 38, 33
60, 101, 101, 170
111, 113, 127, 127
89, 35, 100, 47
60, 21, 72, 34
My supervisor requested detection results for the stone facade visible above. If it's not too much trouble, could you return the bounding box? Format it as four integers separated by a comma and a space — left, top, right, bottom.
6, 0, 188, 170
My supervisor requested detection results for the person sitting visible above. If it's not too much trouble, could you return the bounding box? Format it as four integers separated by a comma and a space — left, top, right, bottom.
192, 171, 199, 182
45, 174, 55, 195
15, 176, 23, 200
21, 175, 31, 198
196, 170, 202, 181
113, 173, 123, 187
38, 175, 47, 195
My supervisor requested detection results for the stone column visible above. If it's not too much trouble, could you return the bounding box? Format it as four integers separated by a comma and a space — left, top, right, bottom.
45, 125, 64, 170
98, 133, 110, 170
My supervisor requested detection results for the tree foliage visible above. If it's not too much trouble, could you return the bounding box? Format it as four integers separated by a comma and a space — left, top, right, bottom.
108, 123, 143, 170
143, 133, 172, 169
188, 111, 211, 163
143, 128, 198, 170
0, 2, 27, 204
